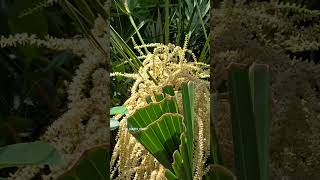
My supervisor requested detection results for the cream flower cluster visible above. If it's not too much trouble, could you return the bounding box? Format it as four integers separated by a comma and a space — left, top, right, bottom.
111, 43, 210, 179
0, 34, 92, 57
5, 15, 110, 179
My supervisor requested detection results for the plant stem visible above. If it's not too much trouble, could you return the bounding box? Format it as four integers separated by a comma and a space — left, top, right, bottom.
165, 0, 170, 44
129, 15, 149, 53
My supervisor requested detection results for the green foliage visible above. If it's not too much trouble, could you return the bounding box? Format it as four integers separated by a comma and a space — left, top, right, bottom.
110, 0, 211, 107
228, 63, 270, 180
0, 141, 63, 169
111, 0, 210, 59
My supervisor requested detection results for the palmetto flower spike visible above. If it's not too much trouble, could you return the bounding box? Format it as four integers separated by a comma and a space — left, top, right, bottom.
111, 43, 210, 179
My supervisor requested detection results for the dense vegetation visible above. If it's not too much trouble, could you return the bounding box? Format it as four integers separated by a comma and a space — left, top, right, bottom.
0, 0, 319, 179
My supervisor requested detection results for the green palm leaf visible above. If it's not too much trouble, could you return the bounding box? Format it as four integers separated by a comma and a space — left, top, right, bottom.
249, 63, 270, 180
130, 113, 185, 170
127, 96, 181, 169
228, 63, 260, 180
228, 63, 270, 180
181, 81, 195, 169
170, 133, 192, 179
127, 83, 195, 180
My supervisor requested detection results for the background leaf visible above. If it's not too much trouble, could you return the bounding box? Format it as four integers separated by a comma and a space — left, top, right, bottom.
110, 106, 128, 115
0, 141, 63, 169
110, 118, 120, 131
